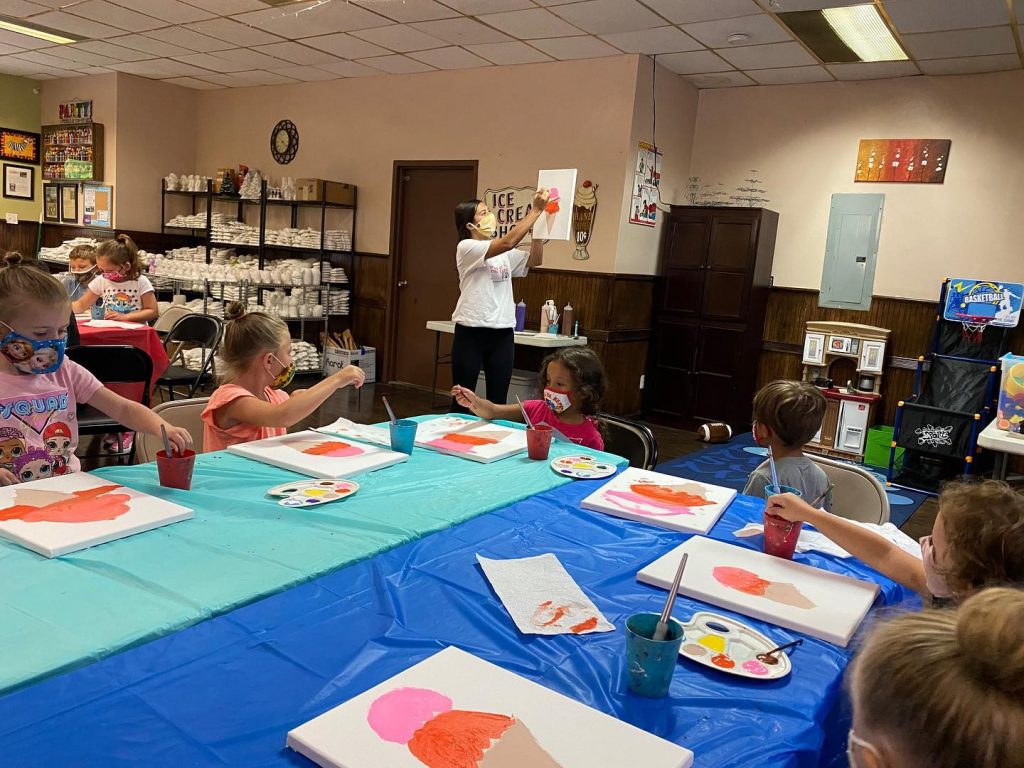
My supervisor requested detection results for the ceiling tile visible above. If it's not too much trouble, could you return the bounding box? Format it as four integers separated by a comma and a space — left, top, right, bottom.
681, 14, 792, 47
411, 17, 513, 45
748, 64, 833, 84
180, 0, 265, 11
302, 31, 390, 59
7, 0, 65, 5
106, 0, 215, 24
0, 43, 24, 55
716, 41, 816, 69
600, 26, 702, 54
527, 35, 621, 59
7, 49, 74, 67
916, 53, 1021, 75
767, 0, 866, 9
350, 24, 449, 53
112, 34, 196, 57
184, 18, 284, 46
657, 49, 732, 74
33, 45, 120, 66
215, 68, 299, 85
70, 40, 156, 61
903, 27, 1016, 60
440, 0, 534, 11
353, 0, 457, 23
29, 73, 57, 79
466, 41, 553, 64
164, 76, 223, 89
0, 29, 53, 49
533, 0, 581, 5
214, 46, 291, 68
27, 11, 124, 38
0, 0, 48, 17
884, 0, 1011, 35
197, 71, 259, 87
62, 0, 164, 32
144, 26, 234, 52
640, 0, 761, 24
408, 45, 492, 69
109, 58, 217, 78
173, 52, 249, 72
357, 53, 435, 73
252, 41, 342, 65
686, 70, 755, 87
550, 0, 663, 34
478, 8, 583, 38
74, 66, 116, 76
230, 1, 388, 39
0, 56, 40, 72
316, 58, 380, 77
269, 64, 339, 81
827, 60, 920, 80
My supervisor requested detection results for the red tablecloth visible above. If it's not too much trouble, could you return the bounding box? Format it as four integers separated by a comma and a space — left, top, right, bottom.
77, 321, 170, 394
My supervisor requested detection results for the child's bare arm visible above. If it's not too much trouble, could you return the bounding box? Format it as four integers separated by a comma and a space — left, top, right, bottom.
451, 385, 522, 421
86, 388, 193, 453
72, 289, 99, 313
219, 366, 364, 430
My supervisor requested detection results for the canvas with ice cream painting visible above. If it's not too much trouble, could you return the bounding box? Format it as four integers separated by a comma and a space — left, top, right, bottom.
415, 417, 527, 464
0, 471, 192, 558
286, 646, 693, 768
533, 169, 577, 241
637, 537, 880, 647
581, 467, 735, 534
226, 429, 408, 479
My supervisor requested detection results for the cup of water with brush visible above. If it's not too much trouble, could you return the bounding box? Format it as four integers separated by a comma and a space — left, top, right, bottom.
384, 396, 417, 455
625, 554, 688, 697
156, 424, 196, 491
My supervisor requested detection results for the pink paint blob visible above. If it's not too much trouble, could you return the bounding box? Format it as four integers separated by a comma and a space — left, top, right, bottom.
367, 687, 453, 745
742, 660, 769, 676
549, 187, 560, 201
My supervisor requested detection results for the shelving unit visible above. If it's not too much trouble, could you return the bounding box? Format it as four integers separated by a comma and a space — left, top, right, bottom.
41, 123, 104, 182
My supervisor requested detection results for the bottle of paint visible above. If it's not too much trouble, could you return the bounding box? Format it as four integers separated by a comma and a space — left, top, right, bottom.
540, 299, 554, 333
514, 300, 526, 332
562, 302, 574, 337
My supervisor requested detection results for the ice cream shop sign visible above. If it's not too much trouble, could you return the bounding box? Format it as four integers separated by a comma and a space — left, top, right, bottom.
482, 185, 535, 239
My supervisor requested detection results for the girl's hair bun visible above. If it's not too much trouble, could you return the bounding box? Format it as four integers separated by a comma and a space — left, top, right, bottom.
956, 587, 1024, 699
224, 301, 247, 322
3, 252, 25, 267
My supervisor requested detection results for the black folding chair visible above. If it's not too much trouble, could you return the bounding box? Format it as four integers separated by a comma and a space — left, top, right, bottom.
67, 344, 153, 465
157, 313, 224, 401
598, 412, 659, 470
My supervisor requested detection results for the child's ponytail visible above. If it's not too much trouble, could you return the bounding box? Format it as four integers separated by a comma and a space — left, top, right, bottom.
0, 251, 69, 324
218, 302, 289, 382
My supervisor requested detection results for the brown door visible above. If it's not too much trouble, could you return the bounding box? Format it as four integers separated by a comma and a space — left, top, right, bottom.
391, 163, 477, 390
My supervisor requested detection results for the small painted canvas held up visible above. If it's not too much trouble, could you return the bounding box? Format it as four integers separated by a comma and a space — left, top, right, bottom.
533, 169, 577, 241
286, 646, 692, 768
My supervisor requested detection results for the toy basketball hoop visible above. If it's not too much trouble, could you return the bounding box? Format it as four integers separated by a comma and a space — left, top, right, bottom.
959, 316, 990, 344
943, 278, 1023, 342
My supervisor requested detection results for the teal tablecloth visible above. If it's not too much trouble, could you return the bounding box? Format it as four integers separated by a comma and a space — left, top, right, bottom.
1, 422, 623, 693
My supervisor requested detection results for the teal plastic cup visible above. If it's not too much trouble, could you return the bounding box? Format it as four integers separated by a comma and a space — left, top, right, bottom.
389, 419, 417, 454
625, 612, 683, 697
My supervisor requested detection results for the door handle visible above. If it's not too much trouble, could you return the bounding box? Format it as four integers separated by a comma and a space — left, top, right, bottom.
398, 280, 408, 288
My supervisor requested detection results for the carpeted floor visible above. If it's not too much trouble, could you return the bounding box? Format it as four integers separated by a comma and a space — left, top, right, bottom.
655, 433, 927, 529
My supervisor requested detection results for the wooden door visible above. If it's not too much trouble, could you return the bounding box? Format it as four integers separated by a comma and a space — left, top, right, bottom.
391, 163, 476, 389
658, 214, 709, 319
647, 320, 699, 419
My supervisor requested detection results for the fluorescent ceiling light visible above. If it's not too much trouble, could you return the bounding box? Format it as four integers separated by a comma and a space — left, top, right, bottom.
0, 17, 78, 44
822, 4, 907, 62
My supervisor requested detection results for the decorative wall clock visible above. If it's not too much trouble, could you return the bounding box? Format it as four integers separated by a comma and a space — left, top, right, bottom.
271, 119, 298, 164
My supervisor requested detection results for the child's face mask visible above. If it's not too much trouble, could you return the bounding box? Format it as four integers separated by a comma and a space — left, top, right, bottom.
269, 353, 295, 389
919, 535, 952, 598
544, 387, 573, 414
0, 322, 66, 375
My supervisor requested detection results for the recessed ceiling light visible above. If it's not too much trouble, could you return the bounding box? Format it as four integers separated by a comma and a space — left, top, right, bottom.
726, 33, 750, 44
0, 16, 78, 45
821, 4, 907, 62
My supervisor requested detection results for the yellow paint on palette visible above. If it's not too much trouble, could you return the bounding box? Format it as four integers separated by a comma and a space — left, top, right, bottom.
304, 489, 329, 497
698, 634, 725, 653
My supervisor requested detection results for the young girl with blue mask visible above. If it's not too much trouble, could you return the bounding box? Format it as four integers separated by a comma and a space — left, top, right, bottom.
0, 253, 191, 485
767, 479, 1024, 605
72, 234, 157, 323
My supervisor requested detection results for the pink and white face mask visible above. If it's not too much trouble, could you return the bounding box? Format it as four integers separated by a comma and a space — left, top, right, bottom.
919, 535, 952, 599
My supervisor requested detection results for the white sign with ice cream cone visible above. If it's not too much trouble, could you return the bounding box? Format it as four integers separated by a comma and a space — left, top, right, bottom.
533, 168, 577, 241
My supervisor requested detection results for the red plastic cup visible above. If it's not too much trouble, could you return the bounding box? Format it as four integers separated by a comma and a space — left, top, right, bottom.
526, 424, 553, 460
763, 484, 804, 559
157, 449, 196, 491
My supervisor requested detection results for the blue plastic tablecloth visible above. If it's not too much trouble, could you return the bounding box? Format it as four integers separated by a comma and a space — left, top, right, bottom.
0, 481, 918, 768
1, 420, 622, 694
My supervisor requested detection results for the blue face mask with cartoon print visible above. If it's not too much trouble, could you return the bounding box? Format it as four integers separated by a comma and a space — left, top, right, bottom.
0, 321, 67, 375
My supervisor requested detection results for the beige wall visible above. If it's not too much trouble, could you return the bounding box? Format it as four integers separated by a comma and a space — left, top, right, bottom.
194, 56, 638, 273
691, 70, 1024, 300
615, 58, 699, 275
0, 74, 42, 223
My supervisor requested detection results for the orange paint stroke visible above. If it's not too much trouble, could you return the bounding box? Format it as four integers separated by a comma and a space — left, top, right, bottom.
0, 484, 131, 523
440, 433, 499, 447
544, 200, 560, 214
407, 709, 514, 768
713, 566, 770, 596
630, 483, 712, 507
532, 600, 567, 627
570, 616, 598, 634
297, 440, 363, 458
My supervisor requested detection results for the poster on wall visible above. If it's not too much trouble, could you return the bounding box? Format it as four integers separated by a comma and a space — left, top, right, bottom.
482, 184, 535, 240
572, 179, 598, 261
630, 141, 661, 227
0, 128, 40, 164
43, 183, 59, 222
3, 164, 34, 200
60, 184, 78, 224
82, 183, 112, 228
854, 139, 950, 183
533, 168, 577, 241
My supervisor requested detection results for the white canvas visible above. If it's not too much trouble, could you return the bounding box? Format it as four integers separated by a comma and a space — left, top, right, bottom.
637, 537, 880, 647
226, 430, 407, 479
532, 169, 577, 241
0, 471, 193, 558
581, 467, 735, 534
315, 418, 390, 448
287, 646, 692, 768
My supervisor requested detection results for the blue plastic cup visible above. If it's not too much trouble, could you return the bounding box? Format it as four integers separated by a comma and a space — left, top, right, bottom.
625, 612, 684, 697
90, 304, 105, 320
389, 419, 417, 455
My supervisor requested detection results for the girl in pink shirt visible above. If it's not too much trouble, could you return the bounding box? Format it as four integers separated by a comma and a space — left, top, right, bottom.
452, 346, 607, 451
202, 303, 365, 452
0, 253, 191, 485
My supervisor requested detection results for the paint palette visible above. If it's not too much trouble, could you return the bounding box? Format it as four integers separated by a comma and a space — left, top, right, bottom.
267, 479, 359, 508
678, 611, 791, 681
550, 454, 618, 480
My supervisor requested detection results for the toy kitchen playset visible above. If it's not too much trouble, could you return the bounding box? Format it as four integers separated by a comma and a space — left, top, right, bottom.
801, 321, 891, 461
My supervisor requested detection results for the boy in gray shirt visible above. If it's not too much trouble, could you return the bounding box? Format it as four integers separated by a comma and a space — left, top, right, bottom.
743, 380, 832, 511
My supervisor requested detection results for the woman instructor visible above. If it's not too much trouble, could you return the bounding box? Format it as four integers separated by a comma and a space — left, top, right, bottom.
450, 188, 549, 411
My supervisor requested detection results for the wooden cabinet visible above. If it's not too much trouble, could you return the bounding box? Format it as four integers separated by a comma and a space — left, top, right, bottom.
646, 206, 778, 429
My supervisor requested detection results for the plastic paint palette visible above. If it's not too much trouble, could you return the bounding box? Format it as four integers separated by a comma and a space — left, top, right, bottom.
266, 479, 360, 508
678, 611, 792, 680
550, 454, 617, 480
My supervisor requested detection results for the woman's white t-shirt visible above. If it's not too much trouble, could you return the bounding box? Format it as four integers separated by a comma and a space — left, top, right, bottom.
87, 274, 155, 314
451, 239, 529, 328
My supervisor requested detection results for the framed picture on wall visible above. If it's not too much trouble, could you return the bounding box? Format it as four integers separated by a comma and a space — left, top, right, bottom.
43, 183, 59, 222
0, 128, 40, 164
3, 163, 34, 200
82, 182, 112, 228
60, 184, 78, 224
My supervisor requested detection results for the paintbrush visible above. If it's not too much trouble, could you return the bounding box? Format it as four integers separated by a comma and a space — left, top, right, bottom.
809, 483, 835, 509
756, 639, 803, 664
767, 446, 781, 495
652, 553, 688, 642
516, 395, 534, 429
382, 396, 397, 425
160, 424, 174, 457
